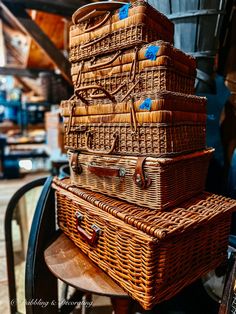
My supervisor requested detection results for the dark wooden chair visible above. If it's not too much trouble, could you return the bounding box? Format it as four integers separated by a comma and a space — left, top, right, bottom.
5, 177, 47, 314
218, 252, 236, 314
25, 177, 132, 314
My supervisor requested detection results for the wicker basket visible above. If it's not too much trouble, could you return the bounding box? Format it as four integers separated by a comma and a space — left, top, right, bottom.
64, 122, 206, 157
71, 41, 196, 96
73, 65, 195, 99
61, 92, 206, 157
53, 177, 236, 310
67, 149, 213, 210
69, 1, 174, 62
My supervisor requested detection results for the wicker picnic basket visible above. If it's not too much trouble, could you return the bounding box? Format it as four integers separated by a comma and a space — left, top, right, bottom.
53, 176, 236, 309
69, 1, 174, 62
61, 92, 206, 156
67, 149, 213, 210
71, 41, 196, 96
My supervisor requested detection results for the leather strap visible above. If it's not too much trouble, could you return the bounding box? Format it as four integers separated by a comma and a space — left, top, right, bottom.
88, 164, 126, 177
70, 151, 82, 175
133, 157, 152, 189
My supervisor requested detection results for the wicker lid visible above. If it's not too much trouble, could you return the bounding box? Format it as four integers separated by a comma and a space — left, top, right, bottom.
53, 177, 236, 241
72, 1, 128, 24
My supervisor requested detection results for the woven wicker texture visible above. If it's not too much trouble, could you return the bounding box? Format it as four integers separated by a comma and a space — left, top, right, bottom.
64, 123, 206, 157
71, 41, 196, 74
69, 1, 174, 61
73, 65, 195, 100
61, 91, 206, 114
68, 149, 213, 210
71, 41, 196, 96
53, 177, 236, 310
71, 2, 173, 37
61, 92, 206, 156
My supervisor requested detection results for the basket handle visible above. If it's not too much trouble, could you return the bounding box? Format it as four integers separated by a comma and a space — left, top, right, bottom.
80, 32, 110, 49
129, 98, 137, 133
75, 211, 101, 247
88, 50, 122, 70
133, 157, 152, 189
90, 81, 126, 99
121, 79, 140, 102
66, 103, 76, 135
75, 85, 116, 103
88, 164, 126, 177
129, 47, 138, 82
85, 131, 118, 155
83, 11, 112, 33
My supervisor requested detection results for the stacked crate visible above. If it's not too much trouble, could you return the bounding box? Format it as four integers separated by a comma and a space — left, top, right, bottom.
54, 1, 236, 310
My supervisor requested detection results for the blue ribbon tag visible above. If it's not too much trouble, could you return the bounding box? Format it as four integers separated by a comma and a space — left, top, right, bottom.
145, 46, 160, 61
119, 3, 130, 20
139, 98, 152, 111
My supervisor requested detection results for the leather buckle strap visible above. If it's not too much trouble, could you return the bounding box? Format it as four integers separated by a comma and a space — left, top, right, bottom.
70, 151, 82, 175
133, 157, 152, 189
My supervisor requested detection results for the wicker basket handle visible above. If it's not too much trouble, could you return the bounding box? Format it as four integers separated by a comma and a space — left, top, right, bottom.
88, 50, 122, 69
88, 163, 126, 178
83, 11, 111, 33
80, 32, 110, 49
66, 103, 76, 135
90, 81, 126, 99
85, 131, 118, 155
133, 157, 152, 189
75, 85, 116, 103
75, 211, 101, 247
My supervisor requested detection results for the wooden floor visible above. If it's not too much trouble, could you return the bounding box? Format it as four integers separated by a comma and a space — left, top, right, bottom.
0, 172, 49, 314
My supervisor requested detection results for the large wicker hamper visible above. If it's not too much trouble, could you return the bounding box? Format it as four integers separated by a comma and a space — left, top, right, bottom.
53, 177, 236, 310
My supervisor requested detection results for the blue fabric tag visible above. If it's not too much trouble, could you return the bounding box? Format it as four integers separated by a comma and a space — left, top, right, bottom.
119, 3, 130, 20
145, 46, 160, 61
139, 98, 152, 111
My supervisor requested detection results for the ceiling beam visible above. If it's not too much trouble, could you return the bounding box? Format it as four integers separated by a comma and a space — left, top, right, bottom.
1, 0, 90, 17
1, 2, 72, 84
0, 66, 52, 77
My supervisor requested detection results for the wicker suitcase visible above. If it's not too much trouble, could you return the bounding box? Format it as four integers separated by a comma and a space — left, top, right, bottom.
61, 92, 206, 157
71, 41, 196, 96
53, 177, 236, 310
67, 149, 213, 210
69, 1, 174, 62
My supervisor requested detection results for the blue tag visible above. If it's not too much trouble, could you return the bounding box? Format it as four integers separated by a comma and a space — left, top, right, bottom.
145, 46, 160, 61
119, 3, 130, 20
139, 98, 152, 111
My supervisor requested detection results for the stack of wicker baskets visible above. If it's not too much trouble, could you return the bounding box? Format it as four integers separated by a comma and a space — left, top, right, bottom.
54, 1, 236, 310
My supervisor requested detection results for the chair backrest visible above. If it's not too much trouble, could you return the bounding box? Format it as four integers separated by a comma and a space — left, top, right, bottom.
25, 176, 59, 314
5, 177, 47, 314
219, 253, 236, 314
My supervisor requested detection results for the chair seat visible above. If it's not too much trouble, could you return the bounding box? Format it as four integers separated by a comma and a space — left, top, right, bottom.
44, 233, 128, 298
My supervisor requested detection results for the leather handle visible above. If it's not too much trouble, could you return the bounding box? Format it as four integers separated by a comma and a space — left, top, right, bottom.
75, 211, 101, 247
84, 11, 111, 33
88, 50, 122, 69
88, 164, 126, 177
85, 131, 118, 155
133, 157, 152, 189
70, 151, 82, 175
75, 84, 116, 103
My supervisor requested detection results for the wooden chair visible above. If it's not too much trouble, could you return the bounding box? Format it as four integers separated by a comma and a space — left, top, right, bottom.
25, 177, 133, 314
